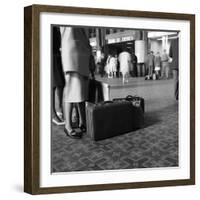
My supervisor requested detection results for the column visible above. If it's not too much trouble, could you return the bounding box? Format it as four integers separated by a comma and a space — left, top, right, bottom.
135, 30, 147, 76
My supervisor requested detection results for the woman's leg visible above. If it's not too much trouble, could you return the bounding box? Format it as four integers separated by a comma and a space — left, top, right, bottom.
62, 73, 83, 138
63, 102, 73, 131
122, 73, 125, 84
52, 87, 64, 125
63, 74, 72, 131
77, 102, 86, 127
63, 101, 82, 139
52, 87, 57, 117
56, 86, 64, 112
56, 86, 64, 120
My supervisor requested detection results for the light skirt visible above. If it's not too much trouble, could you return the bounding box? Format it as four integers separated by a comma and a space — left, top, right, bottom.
120, 64, 130, 75
63, 72, 88, 103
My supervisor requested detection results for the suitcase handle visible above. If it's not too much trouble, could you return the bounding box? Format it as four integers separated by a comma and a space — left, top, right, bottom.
113, 95, 140, 102
126, 95, 134, 100
113, 95, 136, 101
126, 95, 140, 101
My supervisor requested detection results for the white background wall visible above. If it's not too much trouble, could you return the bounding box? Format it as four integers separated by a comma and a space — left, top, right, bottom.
0, 0, 199, 199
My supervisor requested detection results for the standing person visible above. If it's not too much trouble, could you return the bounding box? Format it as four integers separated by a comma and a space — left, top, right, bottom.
52, 26, 65, 125
118, 47, 131, 84
169, 38, 179, 100
154, 52, 161, 79
60, 27, 94, 139
161, 49, 170, 79
146, 51, 155, 78
98, 52, 106, 77
132, 53, 138, 77
112, 54, 118, 78
108, 53, 118, 78
105, 54, 112, 78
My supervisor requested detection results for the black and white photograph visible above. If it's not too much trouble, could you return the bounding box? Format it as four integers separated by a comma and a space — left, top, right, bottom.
51, 25, 179, 173
24, 5, 195, 194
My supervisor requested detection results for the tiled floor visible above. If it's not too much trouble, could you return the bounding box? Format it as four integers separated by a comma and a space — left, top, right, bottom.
51, 77, 178, 172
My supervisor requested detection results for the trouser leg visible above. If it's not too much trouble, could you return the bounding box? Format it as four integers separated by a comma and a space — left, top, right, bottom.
149, 65, 153, 76
166, 66, 170, 79
161, 65, 165, 78
172, 70, 178, 100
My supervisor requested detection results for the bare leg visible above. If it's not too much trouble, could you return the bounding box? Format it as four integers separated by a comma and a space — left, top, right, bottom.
63, 102, 73, 131
122, 74, 125, 84
52, 87, 64, 125
71, 104, 79, 125
55, 86, 64, 120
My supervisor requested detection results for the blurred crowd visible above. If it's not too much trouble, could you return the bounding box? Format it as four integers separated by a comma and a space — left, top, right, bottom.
94, 47, 173, 82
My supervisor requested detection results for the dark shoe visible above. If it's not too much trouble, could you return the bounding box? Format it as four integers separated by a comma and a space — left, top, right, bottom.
79, 124, 86, 132
64, 128, 82, 139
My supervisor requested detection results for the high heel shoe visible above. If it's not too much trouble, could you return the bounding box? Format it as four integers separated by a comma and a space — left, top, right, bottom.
79, 124, 86, 133
64, 128, 82, 139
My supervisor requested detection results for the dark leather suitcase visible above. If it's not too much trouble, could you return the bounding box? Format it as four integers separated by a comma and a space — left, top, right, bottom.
113, 95, 145, 112
86, 101, 144, 141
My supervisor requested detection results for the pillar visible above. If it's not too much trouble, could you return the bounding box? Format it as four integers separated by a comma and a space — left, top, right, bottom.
135, 31, 147, 76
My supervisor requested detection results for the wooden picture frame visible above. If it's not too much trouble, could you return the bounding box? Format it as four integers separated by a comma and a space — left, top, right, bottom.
24, 4, 195, 194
